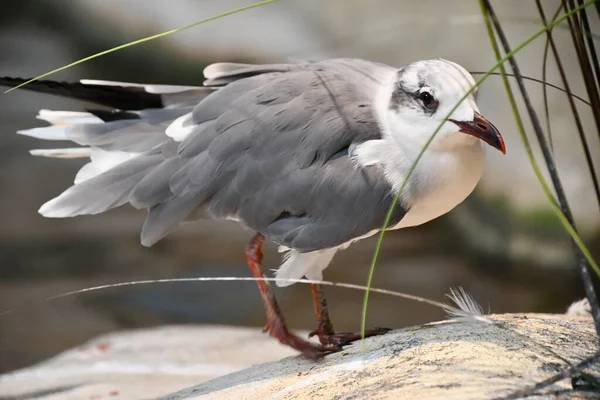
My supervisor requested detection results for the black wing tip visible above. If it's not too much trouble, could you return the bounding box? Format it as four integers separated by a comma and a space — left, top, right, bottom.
86, 108, 141, 122
0, 76, 73, 88
0, 76, 164, 110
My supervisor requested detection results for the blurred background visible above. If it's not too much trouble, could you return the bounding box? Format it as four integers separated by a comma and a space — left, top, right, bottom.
0, 0, 599, 374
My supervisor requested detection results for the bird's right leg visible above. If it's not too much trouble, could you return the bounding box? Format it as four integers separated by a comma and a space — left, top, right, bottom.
308, 283, 391, 346
245, 233, 342, 359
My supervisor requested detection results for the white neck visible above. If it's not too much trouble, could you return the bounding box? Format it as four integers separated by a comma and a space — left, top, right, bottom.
351, 70, 487, 227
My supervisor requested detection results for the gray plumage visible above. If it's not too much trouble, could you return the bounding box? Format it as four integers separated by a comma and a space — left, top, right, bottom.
33, 59, 407, 251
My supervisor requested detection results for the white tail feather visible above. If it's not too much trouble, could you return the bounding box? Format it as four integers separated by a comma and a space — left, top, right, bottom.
37, 109, 103, 126
74, 149, 139, 184
30, 148, 92, 159
29, 147, 138, 183
23, 107, 145, 185
39, 194, 75, 218
18, 125, 69, 140
80, 79, 198, 94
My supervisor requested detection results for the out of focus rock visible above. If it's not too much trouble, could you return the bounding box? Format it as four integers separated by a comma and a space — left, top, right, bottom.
0, 325, 298, 399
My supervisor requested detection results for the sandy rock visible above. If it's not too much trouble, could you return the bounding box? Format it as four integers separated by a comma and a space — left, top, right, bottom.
162, 314, 598, 400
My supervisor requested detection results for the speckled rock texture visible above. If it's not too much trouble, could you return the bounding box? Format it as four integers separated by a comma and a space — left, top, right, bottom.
160, 314, 598, 400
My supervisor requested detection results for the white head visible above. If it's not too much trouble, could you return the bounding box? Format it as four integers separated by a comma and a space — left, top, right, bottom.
382, 59, 505, 154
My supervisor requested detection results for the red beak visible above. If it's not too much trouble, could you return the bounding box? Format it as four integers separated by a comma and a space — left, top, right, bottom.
449, 112, 506, 154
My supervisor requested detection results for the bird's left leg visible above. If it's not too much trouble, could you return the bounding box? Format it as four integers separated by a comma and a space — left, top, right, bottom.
245, 233, 342, 358
308, 283, 391, 346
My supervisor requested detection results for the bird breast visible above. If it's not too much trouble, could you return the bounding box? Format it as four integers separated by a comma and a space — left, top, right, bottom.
392, 141, 486, 229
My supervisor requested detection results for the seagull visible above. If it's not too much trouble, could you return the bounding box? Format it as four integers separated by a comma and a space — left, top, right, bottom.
1, 58, 505, 358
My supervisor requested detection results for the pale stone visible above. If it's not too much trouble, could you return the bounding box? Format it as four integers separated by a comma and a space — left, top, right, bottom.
0, 325, 297, 399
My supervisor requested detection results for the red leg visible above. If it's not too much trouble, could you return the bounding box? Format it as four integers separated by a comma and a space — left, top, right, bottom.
308, 283, 391, 346
310, 283, 335, 337
245, 233, 342, 359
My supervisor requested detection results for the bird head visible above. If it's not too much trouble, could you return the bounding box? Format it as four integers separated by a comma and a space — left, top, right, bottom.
383, 59, 505, 154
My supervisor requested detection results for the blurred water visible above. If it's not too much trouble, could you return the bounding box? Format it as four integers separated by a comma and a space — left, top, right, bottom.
0, 0, 596, 373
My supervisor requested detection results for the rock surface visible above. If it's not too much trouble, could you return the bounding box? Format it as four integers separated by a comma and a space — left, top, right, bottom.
162, 314, 599, 400
1, 313, 597, 400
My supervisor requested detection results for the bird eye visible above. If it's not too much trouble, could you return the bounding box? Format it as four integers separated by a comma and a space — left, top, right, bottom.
418, 91, 437, 110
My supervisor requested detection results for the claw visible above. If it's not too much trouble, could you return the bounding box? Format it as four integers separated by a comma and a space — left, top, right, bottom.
309, 327, 391, 347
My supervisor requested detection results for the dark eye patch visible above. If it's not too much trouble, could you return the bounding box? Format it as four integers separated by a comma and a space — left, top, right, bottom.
389, 69, 438, 114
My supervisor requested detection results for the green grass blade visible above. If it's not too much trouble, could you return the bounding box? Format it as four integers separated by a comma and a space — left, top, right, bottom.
3, 0, 279, 93
360, 0, 600, 343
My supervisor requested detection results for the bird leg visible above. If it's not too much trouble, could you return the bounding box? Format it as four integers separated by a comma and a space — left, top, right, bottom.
245, 233, 342, 359
308, 283, 391, 346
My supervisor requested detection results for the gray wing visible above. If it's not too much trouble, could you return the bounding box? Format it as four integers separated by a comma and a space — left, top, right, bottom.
34, 59, 407, 251
135, 59, 406, 250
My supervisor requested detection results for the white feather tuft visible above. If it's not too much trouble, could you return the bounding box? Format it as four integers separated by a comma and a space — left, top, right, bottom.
443, 287, 491, 324
566, 298, 591, 317
30, 147, 92, 159
165, 112, 196, 142
274, 248, 338, 287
